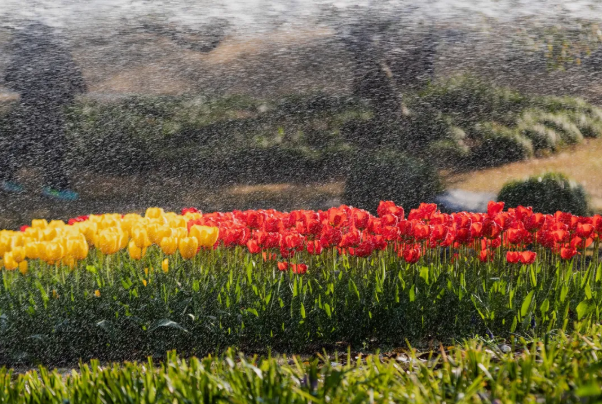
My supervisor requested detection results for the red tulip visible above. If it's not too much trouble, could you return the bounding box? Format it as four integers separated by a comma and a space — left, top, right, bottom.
507, 228, 528, 245
319, 227, 342, 248
339, 228, 361, 248
352, 210, 370, 230
246, 239, 261, 254
401, 245, 421, 264
245, 210, 265, 229
482, 219, 501, 239
181, 207, 200, 215
560, 247, 578, 260
506, 251, 520, 264
431, 224, 448, 241
519, 251, 537, 265
349, 239, 374, 257
306, 240, 323, 255
277, 262, 289, 271
291, 263, 307, 275
377, 201, 404, 220
413, 223, 431, 240
524, 213, 544, 232
576, 223, 594, 239
487, 201, 505, 217
479, 249, 494, 263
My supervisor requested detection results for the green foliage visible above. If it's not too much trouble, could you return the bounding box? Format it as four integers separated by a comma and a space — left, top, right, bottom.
517, 116, 560, 152
2, 328, 602, 402
401, 79, 602, 169
415, 76, 527, 127
498, 172, 590, 215
569, 112, 602, 138
469, 122, 534, 167
425, 138, 470, 168
343, 152, 443, 212
538, 112, 584, 144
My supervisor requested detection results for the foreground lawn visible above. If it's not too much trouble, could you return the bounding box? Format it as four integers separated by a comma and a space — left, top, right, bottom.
2, 327, 602, 403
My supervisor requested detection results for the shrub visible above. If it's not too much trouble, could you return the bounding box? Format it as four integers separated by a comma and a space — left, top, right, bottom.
538, 112, 584, 145
343, 151, 443, 212
517, 112, 560, 152
425, 139, 470, 168
469, 123, 533, 168
568, 112, 602, 138
416, 76, 527, 127
497, 172, 589, 216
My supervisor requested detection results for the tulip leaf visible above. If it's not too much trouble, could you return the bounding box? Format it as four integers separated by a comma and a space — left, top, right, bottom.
520, 290, 535, 318
576, 300, 591, 320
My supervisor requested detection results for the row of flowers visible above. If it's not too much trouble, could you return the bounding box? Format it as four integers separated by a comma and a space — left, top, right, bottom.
193, 201, 601, 265
1, 201, 601, 273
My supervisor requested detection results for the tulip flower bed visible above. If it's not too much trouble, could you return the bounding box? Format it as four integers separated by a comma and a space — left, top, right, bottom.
2, 328, 602, 403
0, 202, 601, 365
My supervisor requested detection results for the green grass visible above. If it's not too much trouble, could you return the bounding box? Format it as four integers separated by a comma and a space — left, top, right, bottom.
3, 327, 602, 403
1, 247, 601, 366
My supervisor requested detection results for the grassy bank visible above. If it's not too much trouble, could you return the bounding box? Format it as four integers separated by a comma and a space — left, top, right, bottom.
2, 327, 602, 403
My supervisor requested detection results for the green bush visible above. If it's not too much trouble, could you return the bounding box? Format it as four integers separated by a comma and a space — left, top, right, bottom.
425, 139, 470, 168
498, 172, 590, 216
568, 112, 602, 138
538, 112, 584, 144
517, 112, 561, 152
416, 76, 527, 127
519, 123, 559, 152
343, 151, 443, 212
469, 123, 533, 167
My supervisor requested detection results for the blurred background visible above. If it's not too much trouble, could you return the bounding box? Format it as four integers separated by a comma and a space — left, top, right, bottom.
0, 0, 601, 227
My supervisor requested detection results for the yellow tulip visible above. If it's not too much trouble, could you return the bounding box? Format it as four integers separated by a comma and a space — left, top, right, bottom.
142, 279, 148, 287
23, 227, 42, 240
42, 227, 57, 242
121, 214, 143, 234
94, 289, 101, 297
3, 252, 18, 270
183, 212, 202, 221
0, 236, 11, 256
190, 225, 220, 248
172, 227, 188, 240
147, 224, 172, 245
31, 219, 48, 229
162, 258, 169, 273
48, 219, 66, 228
132, 227, 152, 249
97, 231, 120, 255
18, 260, 28, 275
10, 233, 24, 247
78, 222, 98, 245
40, 242, 65, 264
128, 240, 146, 260
25, 242, 41, 259
99, 215, 120, 231
159, 237, 178, 255
145, 207, 164, 219
178, 237, 198, 260
117, 230, 128, 250
168, 215, 187, 229
11, 246, 26, 263
67, 239, 89, 260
